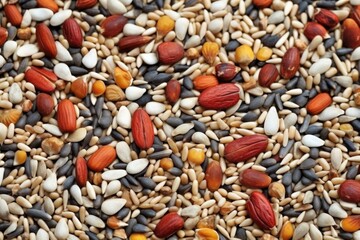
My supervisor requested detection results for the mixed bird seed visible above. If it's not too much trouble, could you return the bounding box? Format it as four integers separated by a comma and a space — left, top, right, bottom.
2, 0, 360, 239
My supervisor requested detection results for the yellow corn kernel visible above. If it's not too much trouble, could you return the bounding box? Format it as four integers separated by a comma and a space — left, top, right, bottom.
160, 157, 174, 170
341, 215, 360, 232
235, 45, 255, 66
114, 67, 132, 89
188, 148, 205, 165
14, 150, 27, 165
129, 233, 147, 240
157, 15, 175, 36
256, 47, 272, 61
202, 42, 219, 65
92, 80, 106, 96
280, 221, 294, 240
196, 228, 219, 240
340, 123, 353, 132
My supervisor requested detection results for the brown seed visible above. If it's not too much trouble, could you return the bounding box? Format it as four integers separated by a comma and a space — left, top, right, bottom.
71, 77, 88, 99
101, 15, 128, 38
154, 212, 184, 238
239, 169, 271, 188
76, 0, 98, 9
343, 18, 360, 49
215, 63, 238, 82
87, 146, 117, 172
165, 79, 181, 104
246, 191, 276, 230
252, 0, 272, 8
198, 83, 240, 110
338, 180, 360, 203
37, 0, 59, 12
0, 27, 8, 46
25, 67, 57, 93
62, 18, 83, 48
118, 36, 153, 52
76, 156, 88, 187
157, 42, 184, 65
306, 92, 332, 115
280, 47, 300, 79
224, 135, 268, 163
314, 9, 339, 29
36, 23, 57, 58
350, 6, 360, 27
36, 93, 54, 117
57, 99, 77, 133
193, 75, 219, 91
131, 109, 154, 149
258, 64, 279, 87
4, 4, 22, 27
205, 161, 223, 192
303, 22, 328, 41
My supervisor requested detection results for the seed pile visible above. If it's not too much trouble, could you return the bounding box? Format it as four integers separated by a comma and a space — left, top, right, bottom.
2, 0, 360, 239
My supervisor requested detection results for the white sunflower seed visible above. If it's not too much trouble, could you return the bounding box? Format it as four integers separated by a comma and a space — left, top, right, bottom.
101, 198, 126, 215
126, 158, 149, 174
